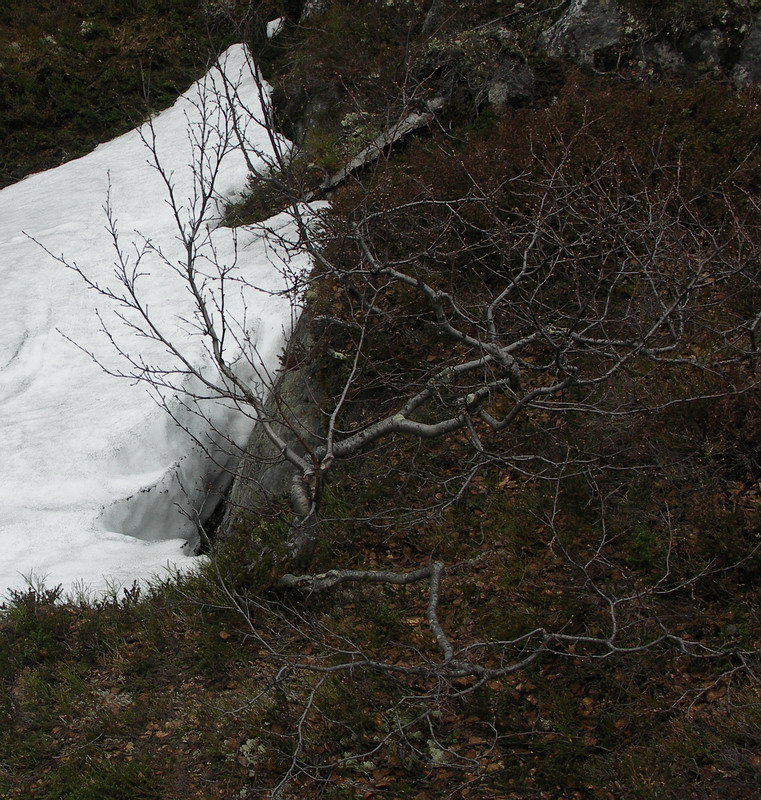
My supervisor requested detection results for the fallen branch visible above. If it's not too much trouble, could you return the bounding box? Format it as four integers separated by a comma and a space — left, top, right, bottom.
313, 98, 445, 195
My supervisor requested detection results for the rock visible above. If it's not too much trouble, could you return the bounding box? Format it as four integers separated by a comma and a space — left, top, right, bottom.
682, 27, 726, 69
733, 14, 761, 86
488, 61, 535, 108
300, 0, 331, 22
633, 39, 686, 74
538, 0, 622, 66
272, 81, 342, 145
219, 314, 325, 546
418, 26, 534, 113
488, 27, 535, 105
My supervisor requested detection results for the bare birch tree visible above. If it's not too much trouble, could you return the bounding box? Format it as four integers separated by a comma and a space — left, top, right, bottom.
39, 26, 760, 789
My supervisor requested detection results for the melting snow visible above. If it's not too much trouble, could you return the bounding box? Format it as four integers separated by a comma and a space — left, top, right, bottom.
0, 45, 306, 596
266, 17, 286, 39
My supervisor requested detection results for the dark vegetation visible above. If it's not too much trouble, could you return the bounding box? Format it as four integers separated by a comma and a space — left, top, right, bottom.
0, 1, 759, 798
0, 0, 282, 187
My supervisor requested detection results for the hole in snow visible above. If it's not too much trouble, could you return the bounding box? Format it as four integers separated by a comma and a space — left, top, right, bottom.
97, 445, 237, 553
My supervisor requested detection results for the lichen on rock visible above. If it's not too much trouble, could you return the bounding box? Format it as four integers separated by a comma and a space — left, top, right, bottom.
538, 0, 623, 66
733, 13, 761, 86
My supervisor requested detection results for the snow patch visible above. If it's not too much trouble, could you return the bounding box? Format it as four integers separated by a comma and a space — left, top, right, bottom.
0, 45, 308, 596
266, 17, 286, 39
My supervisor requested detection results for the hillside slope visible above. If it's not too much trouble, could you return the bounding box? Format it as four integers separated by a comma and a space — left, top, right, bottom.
0, 2, 758, 799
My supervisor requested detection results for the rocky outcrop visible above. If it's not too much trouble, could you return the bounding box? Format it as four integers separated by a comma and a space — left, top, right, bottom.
219, 314, 325, 545
538, 0, 622, 66
733, 14, 761, 86
682, 27, 727, 69
418, 26, 536, 114
488, 59, 535, 108
488, 29, 535, 108
300, 0, 331, 23
632, 39, 686, 74
537, 1, 761, 83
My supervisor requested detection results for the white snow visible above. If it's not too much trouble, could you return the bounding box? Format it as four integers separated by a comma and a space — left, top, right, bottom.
266, 17, 286, 39
0, 45, 308, 596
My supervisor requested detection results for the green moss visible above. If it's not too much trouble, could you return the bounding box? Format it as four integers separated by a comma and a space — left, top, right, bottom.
221, 170, 294, 227
38, 756, 158, 800
625, 522, 661, 572
302, 126, 343, 172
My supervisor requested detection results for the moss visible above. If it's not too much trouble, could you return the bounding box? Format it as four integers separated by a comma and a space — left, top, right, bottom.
220, 168, 297, 227
38, 756, 159, 800
625, 522, 662, 572
302, 126, 344, 172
